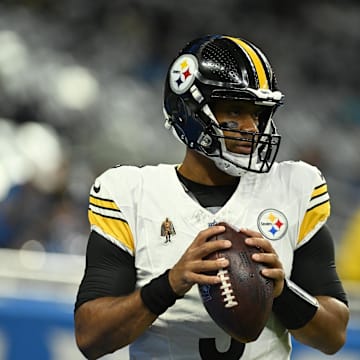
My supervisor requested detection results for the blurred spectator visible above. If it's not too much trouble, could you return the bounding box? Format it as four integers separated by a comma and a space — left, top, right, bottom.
0, 119, 89, 254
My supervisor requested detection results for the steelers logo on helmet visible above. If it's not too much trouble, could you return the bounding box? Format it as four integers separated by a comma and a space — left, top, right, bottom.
169, 54, 198, 95
257, 209, 288, 241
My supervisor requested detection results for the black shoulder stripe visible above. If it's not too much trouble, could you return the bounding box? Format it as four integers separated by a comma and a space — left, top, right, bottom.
88, 208, 129, 223
306, 199, 329, 213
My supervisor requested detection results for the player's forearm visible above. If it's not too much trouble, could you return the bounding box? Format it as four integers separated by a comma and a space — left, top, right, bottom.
75, 290, 157, 359
290, 296, 349, 354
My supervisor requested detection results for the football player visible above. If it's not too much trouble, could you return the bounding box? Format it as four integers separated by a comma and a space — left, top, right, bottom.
74, 35, 349, 359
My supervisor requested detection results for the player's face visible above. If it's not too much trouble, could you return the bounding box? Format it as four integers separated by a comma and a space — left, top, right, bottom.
212, 100, 261, 155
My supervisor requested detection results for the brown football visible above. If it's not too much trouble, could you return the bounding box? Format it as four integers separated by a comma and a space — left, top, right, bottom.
198, 222, 274, 343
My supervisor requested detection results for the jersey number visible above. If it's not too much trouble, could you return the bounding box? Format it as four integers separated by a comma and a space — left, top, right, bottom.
199, 338, 245, 359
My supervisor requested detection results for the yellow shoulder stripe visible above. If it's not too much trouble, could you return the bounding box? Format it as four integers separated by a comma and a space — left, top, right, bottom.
224, 36, 269, 89
88, 209, 135, 252
89, 195, 120, 210
297, 200, 330, 244
311, 184, 327, 199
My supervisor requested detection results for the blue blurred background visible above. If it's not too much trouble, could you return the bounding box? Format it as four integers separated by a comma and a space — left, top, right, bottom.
0, 1, 359, 359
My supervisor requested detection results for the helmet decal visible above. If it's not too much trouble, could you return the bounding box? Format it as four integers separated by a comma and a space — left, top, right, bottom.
169, 54, 198, 95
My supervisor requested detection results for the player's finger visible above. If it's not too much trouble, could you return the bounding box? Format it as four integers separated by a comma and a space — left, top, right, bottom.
192, 226, 226, 246
191, 239, 232, 260
191, 258, 230, 274
261, 267, 284, 279
170, 259, 228, 293
252, 252, 281, 267
188, 272, 224, 286
244, 236, 275, 254
240, 227, 263, 238
260, 268, 285, 297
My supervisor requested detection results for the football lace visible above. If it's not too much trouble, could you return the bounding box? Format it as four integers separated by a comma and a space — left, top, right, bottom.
217, 268, 239, 308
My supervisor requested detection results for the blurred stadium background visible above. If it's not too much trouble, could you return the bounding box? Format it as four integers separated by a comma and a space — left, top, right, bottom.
0, 0, 359, 359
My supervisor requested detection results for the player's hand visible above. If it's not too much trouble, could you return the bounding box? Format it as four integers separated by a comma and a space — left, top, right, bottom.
241, 227, 285, 298
169, 225, 231, 297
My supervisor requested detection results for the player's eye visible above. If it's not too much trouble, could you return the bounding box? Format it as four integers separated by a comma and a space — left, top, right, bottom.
220, 121, 239, 130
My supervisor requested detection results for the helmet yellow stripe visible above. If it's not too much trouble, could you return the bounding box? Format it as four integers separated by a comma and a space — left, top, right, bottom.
225, 36, 269, 89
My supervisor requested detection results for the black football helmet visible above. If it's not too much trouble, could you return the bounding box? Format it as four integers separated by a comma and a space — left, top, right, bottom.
163, 34, 284, 176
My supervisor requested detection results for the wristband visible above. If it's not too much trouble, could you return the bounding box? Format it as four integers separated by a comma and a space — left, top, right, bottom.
140, 269, 182, 315
272, 278, 319, 330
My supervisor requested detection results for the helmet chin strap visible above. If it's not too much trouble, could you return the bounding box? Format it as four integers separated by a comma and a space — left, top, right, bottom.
213, 157, 249, 176
210, 151, 259, 177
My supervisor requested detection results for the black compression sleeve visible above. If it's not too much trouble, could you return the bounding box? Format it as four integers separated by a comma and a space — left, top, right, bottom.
291, 224, 348, 305
74, 231, 136, 311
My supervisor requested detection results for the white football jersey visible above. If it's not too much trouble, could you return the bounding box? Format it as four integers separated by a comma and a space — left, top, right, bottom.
88, 161, 330, 360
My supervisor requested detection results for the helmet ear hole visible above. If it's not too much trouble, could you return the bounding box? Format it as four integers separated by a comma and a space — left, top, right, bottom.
165, 95, 190, 125
175, 97, 192, 125
165, 95, 204, 148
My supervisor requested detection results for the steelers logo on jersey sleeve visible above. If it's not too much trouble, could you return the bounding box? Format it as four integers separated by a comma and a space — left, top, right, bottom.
257, 209, 288, 241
